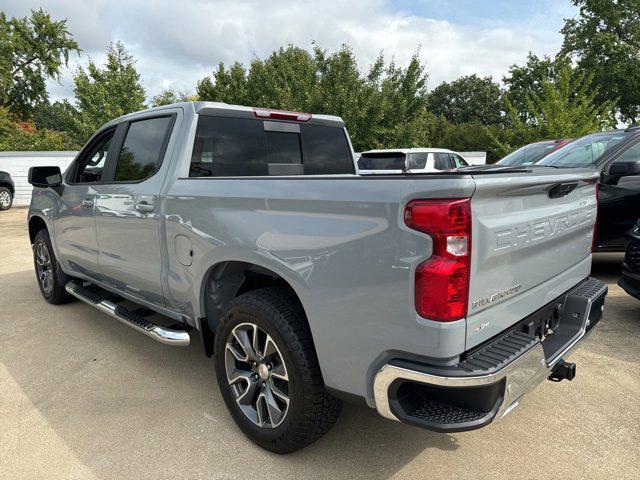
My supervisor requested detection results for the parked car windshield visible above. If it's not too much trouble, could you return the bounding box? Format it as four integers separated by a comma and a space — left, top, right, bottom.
538, 132, 630, 168
358, 152, 406, 170
498, 142, 557, 166
497, 145, 527, 165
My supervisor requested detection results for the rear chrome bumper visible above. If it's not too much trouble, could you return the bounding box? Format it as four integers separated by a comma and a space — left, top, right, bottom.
373, 277, 607, 431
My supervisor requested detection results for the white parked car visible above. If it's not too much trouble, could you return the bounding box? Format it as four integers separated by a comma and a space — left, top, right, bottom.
357, 148, 469, 174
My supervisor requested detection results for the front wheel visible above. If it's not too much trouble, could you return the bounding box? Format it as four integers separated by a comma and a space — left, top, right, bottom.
214, 287, 342, 453
0, 187, 12, 211
33, 229, 74, 304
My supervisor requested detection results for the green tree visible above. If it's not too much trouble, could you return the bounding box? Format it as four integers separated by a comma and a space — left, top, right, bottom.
196, 44, 433, 151
0, 106, 78, 151
0, 9, 79, 119
561, 0, 640, 122
150, 89, 196, 107
503, 53, 571, 121
427, 74, 504, 125
197, 61, 248, 105
73, 41, 145, 142
509, 65, 616, 141
32, 99, 78, 132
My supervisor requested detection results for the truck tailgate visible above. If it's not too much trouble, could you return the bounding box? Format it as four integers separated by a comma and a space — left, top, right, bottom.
466, 168, 598, 348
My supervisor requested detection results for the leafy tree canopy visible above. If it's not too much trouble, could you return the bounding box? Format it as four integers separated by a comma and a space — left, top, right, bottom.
196, 44, 432, 151
150, 89, 197, 107
503, 53, 571, 121
0, 9, 79, 119
427, 74, 504, 126
561, 0, 640, 122
73, 41, 145, 142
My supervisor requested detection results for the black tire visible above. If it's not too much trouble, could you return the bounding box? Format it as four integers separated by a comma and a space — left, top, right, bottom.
214, 287, 342, 453
33, 229, 74, 304
0, 187, 12, 211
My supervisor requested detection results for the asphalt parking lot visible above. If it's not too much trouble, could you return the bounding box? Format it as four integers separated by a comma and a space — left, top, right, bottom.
1, 206, 639, 480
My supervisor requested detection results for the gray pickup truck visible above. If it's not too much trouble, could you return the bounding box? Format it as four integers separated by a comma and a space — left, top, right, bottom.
27, 102, 607, 453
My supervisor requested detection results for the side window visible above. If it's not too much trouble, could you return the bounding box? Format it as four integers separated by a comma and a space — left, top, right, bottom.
434, 153, 451, 170
73, 129, 116, 183
190, 117, 267, 177
114, 117, 172, 182
406, 153, 428, 170
451, 154, 468, 168
613, 142, 640, 164
300, 124, 355, 175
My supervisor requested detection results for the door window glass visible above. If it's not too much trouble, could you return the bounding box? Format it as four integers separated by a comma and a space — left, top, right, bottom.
74, 129, 115, 183
114, 117, 172, 182
614, 142, 640, 164
451, 154, 468, 167
434, 153, 451, 170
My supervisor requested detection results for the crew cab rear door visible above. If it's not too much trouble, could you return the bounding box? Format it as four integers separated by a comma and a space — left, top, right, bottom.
465, 168, 598, 348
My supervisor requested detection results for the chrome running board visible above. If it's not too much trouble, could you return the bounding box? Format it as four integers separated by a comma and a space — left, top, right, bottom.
65, 282, 190, 346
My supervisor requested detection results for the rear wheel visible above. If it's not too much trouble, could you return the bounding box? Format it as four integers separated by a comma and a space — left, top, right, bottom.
0, 187, 12, 211
33, 229, 74, 304
214, 287, 342, 453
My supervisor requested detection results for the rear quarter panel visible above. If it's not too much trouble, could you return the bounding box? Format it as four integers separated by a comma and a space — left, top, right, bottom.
163, 176, 475, 402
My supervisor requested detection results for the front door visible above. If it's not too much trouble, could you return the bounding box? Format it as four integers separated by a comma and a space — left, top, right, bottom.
599, 141, 640, 250
54, 128, 116, 280
94, 115, 174, 306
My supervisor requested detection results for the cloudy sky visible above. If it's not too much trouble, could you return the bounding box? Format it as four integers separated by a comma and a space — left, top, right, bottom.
4, 0, 577, 103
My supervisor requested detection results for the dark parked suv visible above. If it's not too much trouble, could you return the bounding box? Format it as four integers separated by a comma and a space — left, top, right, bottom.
619, 219, 640, 299
0, 171, 15, 211
537, 126, 640, 251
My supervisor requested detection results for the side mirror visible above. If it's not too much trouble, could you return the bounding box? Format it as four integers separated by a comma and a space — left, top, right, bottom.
28, 166, 62, 188
609, 159, 640, 176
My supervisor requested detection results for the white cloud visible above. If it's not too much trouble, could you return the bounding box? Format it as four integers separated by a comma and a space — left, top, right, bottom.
3, 0, 569, 103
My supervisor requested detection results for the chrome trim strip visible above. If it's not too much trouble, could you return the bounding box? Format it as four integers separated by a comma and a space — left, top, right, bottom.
65, 284, 190, 347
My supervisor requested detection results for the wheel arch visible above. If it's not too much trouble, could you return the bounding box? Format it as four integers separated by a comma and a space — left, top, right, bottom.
28, 215, 49, 244
197, 259, 310, 358
0, 181, 14, 195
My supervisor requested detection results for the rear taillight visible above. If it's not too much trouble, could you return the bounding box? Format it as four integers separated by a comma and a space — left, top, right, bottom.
405, 198, 472, 322
591, 183, 599, 252
253, 107, 312, 122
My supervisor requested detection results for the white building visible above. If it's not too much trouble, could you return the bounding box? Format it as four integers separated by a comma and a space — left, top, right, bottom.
0, 151, 77, 206
459, 151, 487, 165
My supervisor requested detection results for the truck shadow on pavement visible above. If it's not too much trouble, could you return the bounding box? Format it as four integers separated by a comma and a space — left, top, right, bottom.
0, 268, 458, 480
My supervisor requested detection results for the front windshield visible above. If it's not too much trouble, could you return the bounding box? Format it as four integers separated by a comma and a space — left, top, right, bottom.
498, 142, 559, 166
538, 132, 629, 168
497, 145, 526, 165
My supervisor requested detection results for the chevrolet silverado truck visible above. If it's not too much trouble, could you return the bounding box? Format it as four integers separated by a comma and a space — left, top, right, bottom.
27, 102, 607, 453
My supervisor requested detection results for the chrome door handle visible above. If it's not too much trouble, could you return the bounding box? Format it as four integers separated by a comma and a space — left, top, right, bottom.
135, 202, 154, 213
81, 199, 94, 208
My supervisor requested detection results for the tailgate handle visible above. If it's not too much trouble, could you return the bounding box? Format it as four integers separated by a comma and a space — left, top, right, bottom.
548, 182, 578, 199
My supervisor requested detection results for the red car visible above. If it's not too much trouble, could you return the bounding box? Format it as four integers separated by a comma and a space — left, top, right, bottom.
497, 139, 573, 166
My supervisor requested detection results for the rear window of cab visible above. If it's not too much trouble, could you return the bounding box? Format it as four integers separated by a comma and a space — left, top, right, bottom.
190, 116, 355, 177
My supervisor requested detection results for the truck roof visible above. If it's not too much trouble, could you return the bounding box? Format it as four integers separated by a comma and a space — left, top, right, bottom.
107, 101, 345, 128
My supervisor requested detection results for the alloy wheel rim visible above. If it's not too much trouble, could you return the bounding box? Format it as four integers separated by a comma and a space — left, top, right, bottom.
35, 241, 53, 295
225, 322, 290, 428
0, 191, 10, 208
